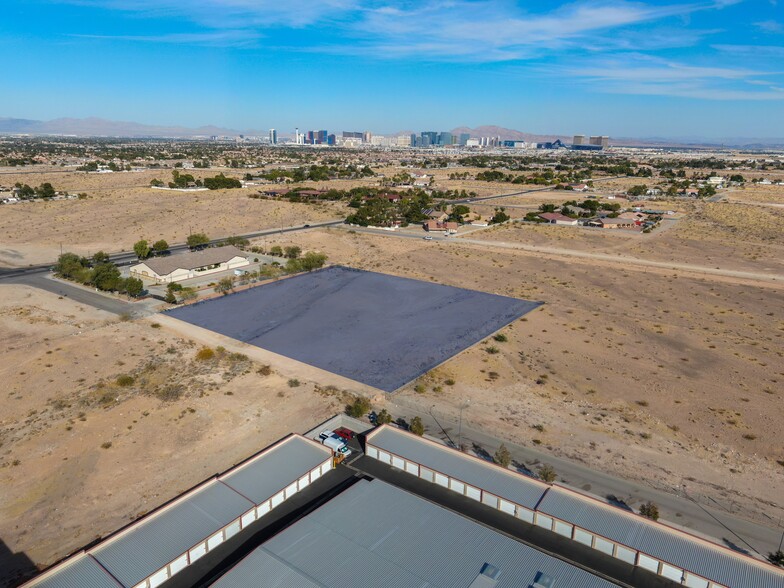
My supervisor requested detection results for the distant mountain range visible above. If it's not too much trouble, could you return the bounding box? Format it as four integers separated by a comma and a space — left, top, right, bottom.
0, 117, 240, 138
1, 117, 782, 149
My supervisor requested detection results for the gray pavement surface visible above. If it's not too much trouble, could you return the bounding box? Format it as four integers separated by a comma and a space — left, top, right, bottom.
165, 265, 542, 392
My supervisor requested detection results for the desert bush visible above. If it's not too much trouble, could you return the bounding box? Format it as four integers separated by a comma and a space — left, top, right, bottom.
257, 365, 272, 376
494, 443, 512, 467
538, 463, 557, 483
116, 374, 135, 387
101, 441, 112, 449
409, 416, 425, 436
485, 346, 499, 354
155, 384, 184, 402
195, 347, 215, 361
346, 396, 372, 418
287, 379, 301, 388
493, 333, 508, 342
639, 501, 659, 521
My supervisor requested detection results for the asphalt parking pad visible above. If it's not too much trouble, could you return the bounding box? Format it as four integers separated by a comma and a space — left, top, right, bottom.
166, 266, 542, 392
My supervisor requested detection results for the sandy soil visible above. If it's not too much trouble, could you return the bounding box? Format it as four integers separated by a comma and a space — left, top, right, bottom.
0, 168, 350, 267
247, 228, 784, 528
0, 285, 342, 585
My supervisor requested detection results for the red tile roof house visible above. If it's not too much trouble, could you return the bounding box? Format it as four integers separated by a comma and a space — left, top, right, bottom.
423, 220, 459, 233
538, 212, 578, 226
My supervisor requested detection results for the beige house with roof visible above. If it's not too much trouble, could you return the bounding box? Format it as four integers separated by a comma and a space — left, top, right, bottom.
130, 246, 249, 283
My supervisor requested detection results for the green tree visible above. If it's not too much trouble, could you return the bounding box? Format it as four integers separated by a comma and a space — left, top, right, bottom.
179, 287, 198, 302
54, 253, 90, 282
186, 233, 210, 249
124, 277, 144, 298
214, 277, 235, 295
627, 185, 648, 197
133, 239, 150, 260
638, 501, 660, 521
768, 550, 784, 567
298, 252, 327, 272
91, 263, 121, 291
346, 396, 372, 418
494, 443, 512, 468
284, 245, 302, 259
164, 289, 177, 304
92, 251, 109, 264
376, 409, 393, 425
409, 416, 425, 436
152, 239, 169, 254
538, 463, 557, 483
269, 245, 284, 257
490, 207, 510, 224
35, 182, 56, 199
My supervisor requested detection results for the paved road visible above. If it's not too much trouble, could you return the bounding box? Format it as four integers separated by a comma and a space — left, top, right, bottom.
384, 397, 784, 560
4, 273, 150, 316
0, 220, 344, 280
336, 224, 782, 285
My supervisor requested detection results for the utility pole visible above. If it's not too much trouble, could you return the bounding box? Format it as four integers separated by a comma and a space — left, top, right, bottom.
458, 400, 470, 451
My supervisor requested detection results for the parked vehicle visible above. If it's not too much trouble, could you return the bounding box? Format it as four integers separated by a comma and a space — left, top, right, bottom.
318, 430, 333, 441
334, 427, 355, 441
321, 433, 347, 453
423, 236, 433, 240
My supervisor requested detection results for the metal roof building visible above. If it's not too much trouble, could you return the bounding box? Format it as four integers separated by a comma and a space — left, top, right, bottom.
218, 435, 330, 505
537, 486, 784, 588
365, 425, 784, 588
365, 424, 550, 510
23, 435, 333, 588
23, 554, 120, 588
212, 478, 617, 588
90, 480, 254, 588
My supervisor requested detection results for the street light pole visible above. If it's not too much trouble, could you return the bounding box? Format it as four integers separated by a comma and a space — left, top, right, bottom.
458, 401, 470, 451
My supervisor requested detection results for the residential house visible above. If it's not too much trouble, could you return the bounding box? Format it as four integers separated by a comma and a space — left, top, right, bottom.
130, 246, 249, 284
538, 212, 578, 226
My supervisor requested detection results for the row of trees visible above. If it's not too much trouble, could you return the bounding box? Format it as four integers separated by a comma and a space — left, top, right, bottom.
150, 171, 242, 190
133, 239, 169, 260
13, 181, 56, 200
345, 191, 433, 227
54, 252, 144, 297
211, 252, 329, 297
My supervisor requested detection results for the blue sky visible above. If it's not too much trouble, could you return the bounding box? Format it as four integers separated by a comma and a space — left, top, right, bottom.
2, 0, 783, 138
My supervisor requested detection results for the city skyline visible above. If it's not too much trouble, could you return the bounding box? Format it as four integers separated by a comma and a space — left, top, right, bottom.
2, 0, 784, 138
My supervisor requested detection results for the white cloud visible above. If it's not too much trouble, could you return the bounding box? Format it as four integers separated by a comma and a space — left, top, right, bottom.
71, 30, 260, 47
755, 20, 783, 33
556, 54, 784, 100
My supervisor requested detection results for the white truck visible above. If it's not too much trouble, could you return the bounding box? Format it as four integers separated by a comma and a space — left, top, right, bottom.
319, 430, 352, 458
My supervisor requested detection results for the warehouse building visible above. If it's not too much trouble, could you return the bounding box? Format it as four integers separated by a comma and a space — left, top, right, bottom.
129, 246, 248, 284
364, 425, 784, 588
24, 435, 333, 588
21, 425, 784, 588
212, 478, 617, 588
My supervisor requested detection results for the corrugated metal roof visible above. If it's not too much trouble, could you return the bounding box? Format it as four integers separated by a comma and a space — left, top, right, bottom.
91, 480, 254, 588
219, 435, 331, 504
213, 479, 616, 588
537, 486, 784, 587
23, 554, 120, 588
211, 548, 322, 588
367, 426, 549, 509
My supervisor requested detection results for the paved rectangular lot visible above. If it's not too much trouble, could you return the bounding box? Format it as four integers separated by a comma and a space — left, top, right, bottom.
166, 266, 541, 391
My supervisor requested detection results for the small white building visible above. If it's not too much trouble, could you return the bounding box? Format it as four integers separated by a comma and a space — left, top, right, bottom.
130, 246, 249, 283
